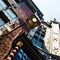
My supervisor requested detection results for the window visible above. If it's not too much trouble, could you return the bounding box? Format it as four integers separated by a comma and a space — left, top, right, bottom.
34, 33, 39, 37
3, 9, 17, 20
3, 0, 10, 7
32, 38, 37, 44
0, 11, 9, 23
0, 18, 5, 27
13, 48, 31, 60
27, 34, 32, 40
40, 35, 44, 40
14, 0, 21, 3
37, 41, 43, 48
0, 0, 7, 9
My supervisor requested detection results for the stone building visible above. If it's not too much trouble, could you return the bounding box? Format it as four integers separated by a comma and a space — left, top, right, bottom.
42, 19, 60, 60
44, 19, 60, 56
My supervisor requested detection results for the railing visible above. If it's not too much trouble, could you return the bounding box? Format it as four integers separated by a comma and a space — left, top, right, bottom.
34, 44, 60, 60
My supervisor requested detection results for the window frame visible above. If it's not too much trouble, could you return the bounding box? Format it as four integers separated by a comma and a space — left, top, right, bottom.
0, 0, 7, 9
3, 8, 17, 20
0, 18, 5, 27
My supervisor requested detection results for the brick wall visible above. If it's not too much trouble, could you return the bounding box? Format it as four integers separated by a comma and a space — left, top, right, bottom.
0, 27, 23, 60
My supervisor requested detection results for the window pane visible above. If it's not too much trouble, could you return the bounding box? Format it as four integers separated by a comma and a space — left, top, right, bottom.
0, 4, 2, 9
32, 38, 37, 44
0, 18, 5, 27
3, 9, 17, 20
14, 0, 20, 3
35, 33, 39, 37
37, 41, 43, 48
0, 0, 7, 9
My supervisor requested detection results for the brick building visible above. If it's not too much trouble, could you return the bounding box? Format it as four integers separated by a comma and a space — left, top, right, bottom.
0, 0, 44, 60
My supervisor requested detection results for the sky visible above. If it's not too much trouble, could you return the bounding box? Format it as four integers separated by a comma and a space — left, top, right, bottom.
33, 0, 60, 22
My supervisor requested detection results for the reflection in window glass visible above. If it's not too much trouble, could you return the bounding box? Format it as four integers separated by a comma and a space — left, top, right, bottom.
37, 41, 43, 48
39, 34, 44, 40
13, 48, 31, 60
0, 0, 7, 9
35, 33, 39, 37
32, 38, 37, 44
0, 18, 5, 27
3, 9, 17, 20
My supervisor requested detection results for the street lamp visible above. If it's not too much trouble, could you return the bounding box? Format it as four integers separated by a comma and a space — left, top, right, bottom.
32, 17, 37, 22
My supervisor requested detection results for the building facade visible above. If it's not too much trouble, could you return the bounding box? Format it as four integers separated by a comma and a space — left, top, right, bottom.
27, 24, 46, 48
0, 0, 44, 60
0, 0, 44, 36
44, 20, 60, 56
42, 19, 60, 60
4, 31, 44, 60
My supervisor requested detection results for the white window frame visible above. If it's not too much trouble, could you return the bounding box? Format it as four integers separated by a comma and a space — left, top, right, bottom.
3, 9, 17, 20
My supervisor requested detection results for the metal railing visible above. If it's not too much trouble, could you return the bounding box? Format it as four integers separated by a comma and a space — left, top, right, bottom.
34, 44, 60, 60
